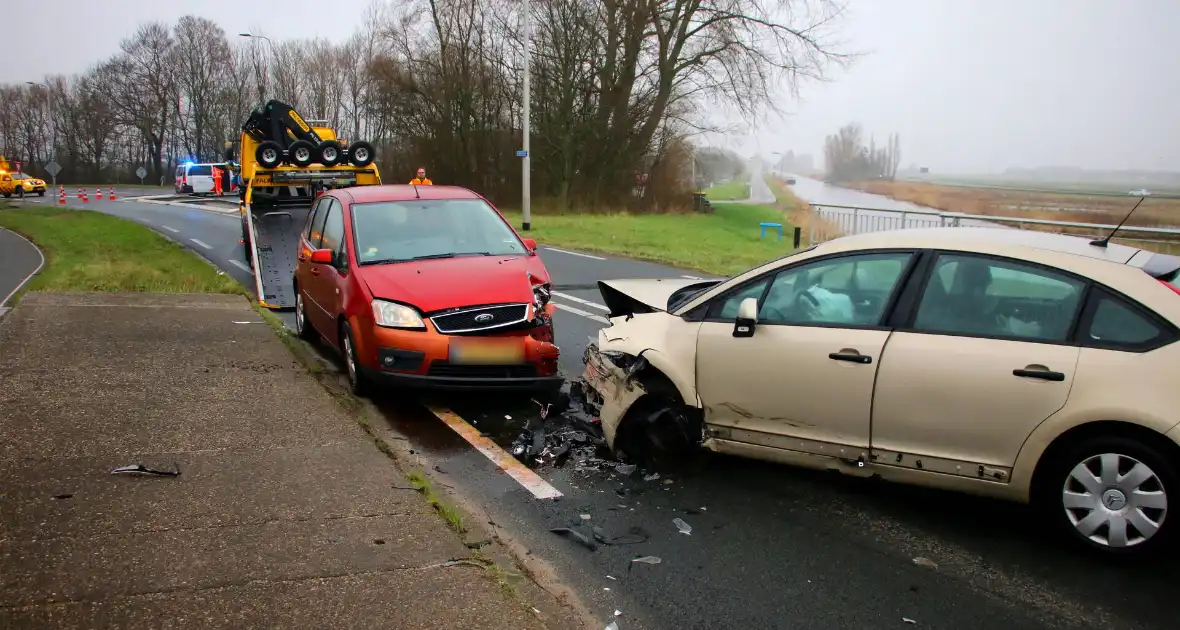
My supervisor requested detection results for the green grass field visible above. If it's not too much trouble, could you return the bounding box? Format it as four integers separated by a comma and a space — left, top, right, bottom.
501, 203, 794, 276
0, 207, 243, 295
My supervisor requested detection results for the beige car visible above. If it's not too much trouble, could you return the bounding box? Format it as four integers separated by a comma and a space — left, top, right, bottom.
582, 227, 1180, 554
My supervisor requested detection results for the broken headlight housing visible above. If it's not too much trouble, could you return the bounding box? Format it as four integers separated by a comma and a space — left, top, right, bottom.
533, 282, 552, 309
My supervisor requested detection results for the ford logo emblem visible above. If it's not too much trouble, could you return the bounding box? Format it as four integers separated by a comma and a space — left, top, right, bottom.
474, 313, 494, 323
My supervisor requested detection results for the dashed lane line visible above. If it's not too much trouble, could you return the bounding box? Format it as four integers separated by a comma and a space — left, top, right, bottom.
161, 225, 181, 234
550, 291, 609, 311
190, 238, 213, 250
542, 246, 605, 261
552, 303, 608, 324
425, 405, 564, 500
228, 259, 252, 272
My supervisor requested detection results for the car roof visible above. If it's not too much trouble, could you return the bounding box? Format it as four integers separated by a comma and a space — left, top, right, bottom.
820, 226, 1147, 265
343, 184, 483, 204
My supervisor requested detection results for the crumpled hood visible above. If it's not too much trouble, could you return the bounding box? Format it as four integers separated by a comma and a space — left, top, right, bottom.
597, 278, 720, 317
358, 254, 549, 313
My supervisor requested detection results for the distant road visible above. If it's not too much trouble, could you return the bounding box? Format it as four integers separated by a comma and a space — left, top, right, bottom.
901, 177, 1180, 200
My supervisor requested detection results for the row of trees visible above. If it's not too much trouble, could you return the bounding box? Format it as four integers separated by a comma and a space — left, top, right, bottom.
823, 122, 900, 183
0, 0, 847, 211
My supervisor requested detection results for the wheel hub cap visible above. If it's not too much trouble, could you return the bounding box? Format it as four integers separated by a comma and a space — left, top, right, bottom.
296, 149, 309, 160
324, 148, 337, 159
1063, 452, 1168, 548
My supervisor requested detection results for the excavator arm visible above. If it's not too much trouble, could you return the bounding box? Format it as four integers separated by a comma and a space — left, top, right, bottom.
242, 100, 322, 148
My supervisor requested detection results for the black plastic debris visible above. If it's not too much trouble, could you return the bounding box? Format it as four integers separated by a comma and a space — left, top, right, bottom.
110, 463, 180, 477
550, 527, 598, 551
510, 382, 613, 472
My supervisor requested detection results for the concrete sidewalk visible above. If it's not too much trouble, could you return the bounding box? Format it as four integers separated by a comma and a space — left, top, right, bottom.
0, 292, 547, 629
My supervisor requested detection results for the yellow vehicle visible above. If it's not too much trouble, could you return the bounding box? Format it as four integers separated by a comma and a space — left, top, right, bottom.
236, 99, 381, 309
0, 156, 47, 197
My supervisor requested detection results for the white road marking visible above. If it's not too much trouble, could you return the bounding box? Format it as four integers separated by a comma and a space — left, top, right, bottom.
682, 275, 702, 279
0, 229, 46, 308
551, 291, 609, 311
190, 238, 212, 250
553, 303, 608, 324
542, 246, 605, 261
228, 259, 252, 272
161, 225, 181, 233
426, 405, 564, 500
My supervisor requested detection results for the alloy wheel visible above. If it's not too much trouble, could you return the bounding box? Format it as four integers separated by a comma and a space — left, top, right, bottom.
295, 293, 306, 335
1063, 452, 1168, 549
343, 333, 358, 387
262, 148, 278, 163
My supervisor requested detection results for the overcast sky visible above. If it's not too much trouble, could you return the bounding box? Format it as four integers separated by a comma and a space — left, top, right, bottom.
7, 0, 1178, 174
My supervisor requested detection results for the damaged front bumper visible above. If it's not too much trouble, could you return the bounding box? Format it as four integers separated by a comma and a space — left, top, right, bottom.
581, 343, 649, 449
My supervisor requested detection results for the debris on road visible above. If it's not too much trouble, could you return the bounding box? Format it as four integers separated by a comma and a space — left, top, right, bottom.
903, 618, 917, 625
644, 472, 660, 481
507, 383, 614, 472
615, 463, 637, 475
912, 557, 938, 570
631, 555, 661, 565
110, 463, 181, 477
673, 517, 692, 535
605, 621, 619, 630
550, 527, 597, 551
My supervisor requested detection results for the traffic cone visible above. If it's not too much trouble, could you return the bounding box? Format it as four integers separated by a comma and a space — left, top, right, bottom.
108, 187, 116, 201
58, 186, 66, 205
96, 187, 102, 200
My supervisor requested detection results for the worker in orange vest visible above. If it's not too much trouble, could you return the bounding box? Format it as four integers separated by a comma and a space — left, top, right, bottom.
409, 167, 433, 185
212, 165, 224, 196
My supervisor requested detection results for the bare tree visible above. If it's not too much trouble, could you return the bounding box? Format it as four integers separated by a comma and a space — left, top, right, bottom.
106, 22, 177, 182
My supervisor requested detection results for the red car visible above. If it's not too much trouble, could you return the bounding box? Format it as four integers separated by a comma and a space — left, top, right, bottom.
292, 184, 561, 394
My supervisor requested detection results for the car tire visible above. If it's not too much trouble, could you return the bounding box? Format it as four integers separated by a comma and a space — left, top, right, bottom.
614, 378, 702, 471
288, 140, 317, 167
317, 140, 344, 167
294, 289, 317, 341
347, 141, 376, 167
37, 190, 45, 197
255, 141, 284, 169
340, 321, 369, 397
1039, 434, 1176, 555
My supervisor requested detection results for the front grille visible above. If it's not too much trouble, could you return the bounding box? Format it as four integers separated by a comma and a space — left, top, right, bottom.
431, 304, 529, 334
427, 361, 538, 379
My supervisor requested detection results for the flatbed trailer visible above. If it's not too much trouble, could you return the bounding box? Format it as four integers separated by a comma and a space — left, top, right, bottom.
241, 166, 382, 309
235, 100, 381, 309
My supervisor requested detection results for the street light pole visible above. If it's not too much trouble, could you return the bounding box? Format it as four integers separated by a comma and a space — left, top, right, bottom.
520, 0, 532, 231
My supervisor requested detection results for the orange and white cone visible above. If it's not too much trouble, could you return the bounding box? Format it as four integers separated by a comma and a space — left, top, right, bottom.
108, 187, 116, 201
58, 186, 66, 205
96, 187, 102, 200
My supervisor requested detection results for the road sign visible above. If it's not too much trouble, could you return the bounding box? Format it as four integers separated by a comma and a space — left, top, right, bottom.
44, 161, 61, 177
515, 150, 528, 158
136, 166, 147, 186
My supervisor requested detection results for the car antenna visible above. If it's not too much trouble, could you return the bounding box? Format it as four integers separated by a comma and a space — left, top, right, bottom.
1090, 196, 1145, 248
412, 183, 420, 199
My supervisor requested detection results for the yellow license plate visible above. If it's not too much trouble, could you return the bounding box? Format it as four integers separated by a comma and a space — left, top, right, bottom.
449, 338, 525, 365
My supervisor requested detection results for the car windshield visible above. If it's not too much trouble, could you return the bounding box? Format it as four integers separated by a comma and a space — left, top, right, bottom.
11, 173, 29, 180
352, 198, 527, 264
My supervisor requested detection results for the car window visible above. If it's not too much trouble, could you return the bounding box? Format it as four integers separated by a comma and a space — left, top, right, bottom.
714, 278, 772, 320
1085, 293, 1166, 347
188, 165, 212, 176
758, 252, 913, 326
351, 198, 527, 263
308, 199, 331, 248
305, 199, 323, 241
912, 254, 1085, 342
320, 201, 345, 254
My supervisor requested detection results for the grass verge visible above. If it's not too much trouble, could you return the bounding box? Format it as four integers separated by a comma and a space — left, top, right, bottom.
0, 207, 242, 295
407, 471, 467, 534
500, 205, 796, 276
703, 177, 751, 201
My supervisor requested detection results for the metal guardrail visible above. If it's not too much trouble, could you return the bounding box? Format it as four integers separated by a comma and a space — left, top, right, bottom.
807, 203, 1180, 254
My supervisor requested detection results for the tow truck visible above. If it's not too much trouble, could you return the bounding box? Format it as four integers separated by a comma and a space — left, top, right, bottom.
235, 100, 381, 309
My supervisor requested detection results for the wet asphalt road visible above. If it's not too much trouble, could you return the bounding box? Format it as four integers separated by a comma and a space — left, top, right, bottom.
0, 225, 43, 312
59, 190, 1180, 630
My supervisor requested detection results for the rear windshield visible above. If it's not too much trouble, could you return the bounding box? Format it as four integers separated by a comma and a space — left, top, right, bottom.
187, 165, 212, 176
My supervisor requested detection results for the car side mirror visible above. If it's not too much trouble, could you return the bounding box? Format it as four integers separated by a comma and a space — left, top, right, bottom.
522, 237, 537, 254
310, 248, 334, 264
733, 297, 758, 338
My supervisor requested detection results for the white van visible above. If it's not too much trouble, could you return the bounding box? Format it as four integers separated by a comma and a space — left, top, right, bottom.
174, 163, 216, 195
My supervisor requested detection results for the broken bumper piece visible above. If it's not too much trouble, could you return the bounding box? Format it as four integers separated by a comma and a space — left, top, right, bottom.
581, 343, 648, 448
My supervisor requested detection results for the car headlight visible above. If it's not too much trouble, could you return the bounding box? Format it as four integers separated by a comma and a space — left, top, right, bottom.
371, 299, 425, 329
533, 282, 551, 307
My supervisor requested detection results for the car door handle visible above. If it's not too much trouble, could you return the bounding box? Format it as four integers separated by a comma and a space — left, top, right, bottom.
829, 352, 872, 364
1013, 368, 1065, 382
